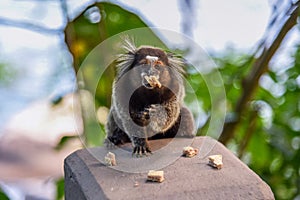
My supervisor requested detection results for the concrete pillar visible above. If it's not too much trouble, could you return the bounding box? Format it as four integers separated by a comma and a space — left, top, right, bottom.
64, 136, 274, 200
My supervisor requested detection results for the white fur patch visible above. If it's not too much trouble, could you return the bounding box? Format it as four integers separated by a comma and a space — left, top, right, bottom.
146, 55, 158, 62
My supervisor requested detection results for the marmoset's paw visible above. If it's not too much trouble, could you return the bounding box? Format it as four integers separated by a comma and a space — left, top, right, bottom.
132, 137, 152, 157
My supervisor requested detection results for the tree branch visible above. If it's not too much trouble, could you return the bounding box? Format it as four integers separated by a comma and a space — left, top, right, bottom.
0, 16, 64, 35
237, 110, 258, 158
219, 1, 300, 145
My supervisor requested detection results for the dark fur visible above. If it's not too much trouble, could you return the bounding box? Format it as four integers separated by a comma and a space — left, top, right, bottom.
105, 41, 195, 155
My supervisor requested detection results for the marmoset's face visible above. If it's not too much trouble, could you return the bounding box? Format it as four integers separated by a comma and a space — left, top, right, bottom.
132, 48, 172, 89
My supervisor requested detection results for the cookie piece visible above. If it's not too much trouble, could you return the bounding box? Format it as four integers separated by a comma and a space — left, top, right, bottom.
182, 146, 198, 158
105, 152, 117, 166
147, 170, 164, 183
208, 154, 223, 169
144, 75, 162, 88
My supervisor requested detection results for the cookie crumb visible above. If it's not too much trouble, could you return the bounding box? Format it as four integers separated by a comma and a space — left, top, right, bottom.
182, 146, 198, 158
105, 152, 116, 166
147, 170, 164, 183
208, 154, 223, 169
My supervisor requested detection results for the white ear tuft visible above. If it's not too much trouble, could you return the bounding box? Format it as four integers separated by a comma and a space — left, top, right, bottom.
121, 36, 137, 54
115, 36, 137, 78
168, 54, 186, 75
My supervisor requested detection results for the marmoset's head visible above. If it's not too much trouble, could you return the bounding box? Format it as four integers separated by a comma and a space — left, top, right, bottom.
116, 38, 185, 90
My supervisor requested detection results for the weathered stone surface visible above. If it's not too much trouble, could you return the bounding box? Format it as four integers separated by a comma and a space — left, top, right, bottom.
64, 136, 274, 200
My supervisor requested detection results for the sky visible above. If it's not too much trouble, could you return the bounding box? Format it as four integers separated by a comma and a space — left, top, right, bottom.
117, 0, 271, 51
0, 0, 272, 52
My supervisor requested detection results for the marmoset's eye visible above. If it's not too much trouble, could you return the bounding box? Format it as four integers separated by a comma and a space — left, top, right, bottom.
138, 59, 148, 65
156, 60, 164, 65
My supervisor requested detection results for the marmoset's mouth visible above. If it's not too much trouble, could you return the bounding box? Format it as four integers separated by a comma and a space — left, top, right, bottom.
142, 78, 154, 89
144, 83, 153, 89
141, 73, 162, 89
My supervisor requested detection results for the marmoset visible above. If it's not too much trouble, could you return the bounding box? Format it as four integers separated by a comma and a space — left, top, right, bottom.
105, 39, 195, 155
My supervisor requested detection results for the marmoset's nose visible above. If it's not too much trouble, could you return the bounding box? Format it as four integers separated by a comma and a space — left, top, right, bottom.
145, 55, 161, 76
146, 55, 158, 65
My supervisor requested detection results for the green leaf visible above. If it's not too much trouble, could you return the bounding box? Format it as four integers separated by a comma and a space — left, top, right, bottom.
56, 178, 64, 200
54, 135, 78, 151
0, 188, 9, 200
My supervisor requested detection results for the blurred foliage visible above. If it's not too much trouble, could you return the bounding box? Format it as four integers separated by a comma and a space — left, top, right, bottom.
66, 2, 148, 71
0, 62, 17, 86
55, 178, 64, 200
212, 47, 300, 199
54, 135, 79, 151
0, 189, 9, 200
63, 1, 300, 200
